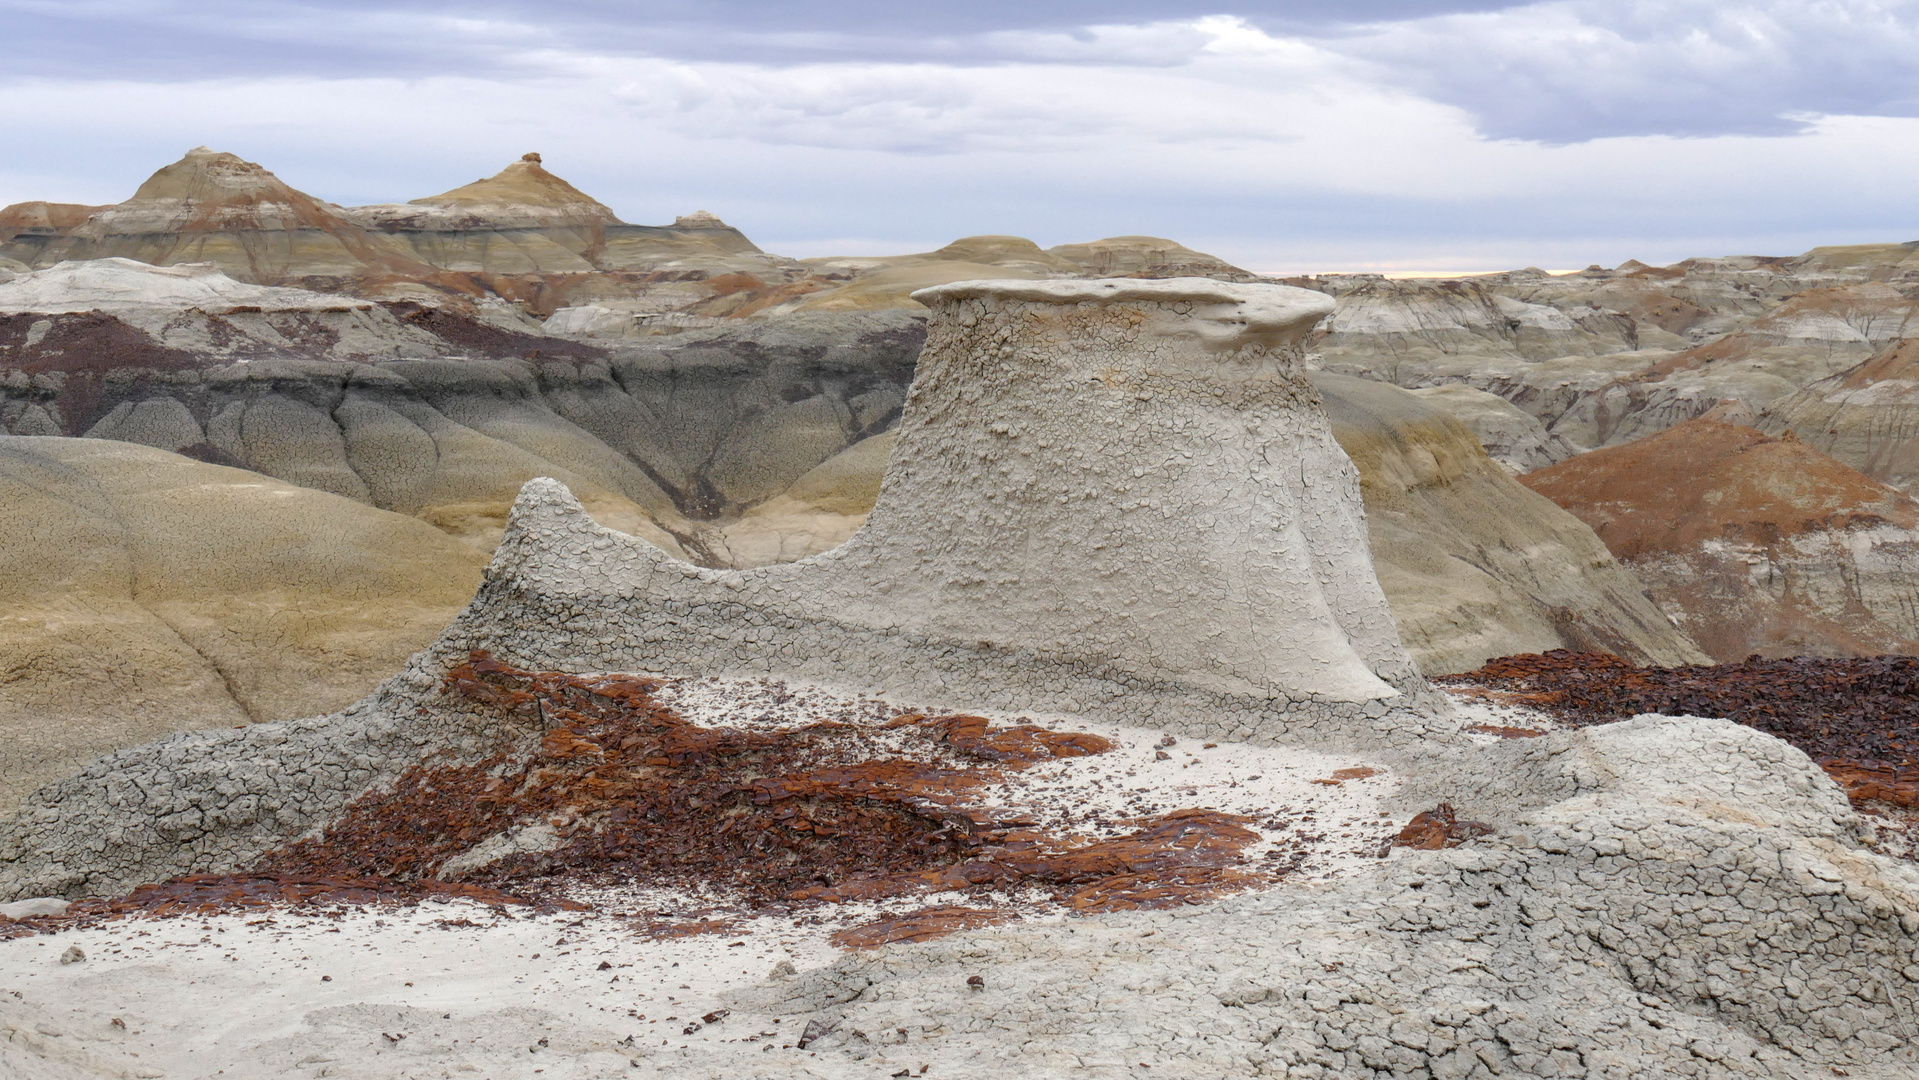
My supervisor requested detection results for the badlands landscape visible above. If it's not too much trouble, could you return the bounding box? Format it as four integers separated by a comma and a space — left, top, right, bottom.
0, 148, 1916, 1078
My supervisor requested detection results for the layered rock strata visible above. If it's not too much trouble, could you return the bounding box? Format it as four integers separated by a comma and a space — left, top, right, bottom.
1306, 245, 1919, 456
1523, 418, 1919, 660
0, 148, 801, 314
0, 259, 922, 555
1760, 337, 1919, 493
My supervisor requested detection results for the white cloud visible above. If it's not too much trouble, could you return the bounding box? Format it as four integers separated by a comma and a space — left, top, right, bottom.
1328, 0, 1919, 140
1, 6, 1917, 270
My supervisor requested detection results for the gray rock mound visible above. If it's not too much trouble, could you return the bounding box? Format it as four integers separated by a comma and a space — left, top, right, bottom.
747, 717, 1917, 1078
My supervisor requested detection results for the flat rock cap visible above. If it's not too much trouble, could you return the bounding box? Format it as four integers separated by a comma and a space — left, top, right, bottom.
912, 276, 1334, 332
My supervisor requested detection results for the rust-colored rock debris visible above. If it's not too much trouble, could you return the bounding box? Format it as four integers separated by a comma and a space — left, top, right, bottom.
83, 653, 1277, 935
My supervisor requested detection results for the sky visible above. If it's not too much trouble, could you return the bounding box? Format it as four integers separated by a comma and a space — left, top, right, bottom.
1, 1, 1917, 272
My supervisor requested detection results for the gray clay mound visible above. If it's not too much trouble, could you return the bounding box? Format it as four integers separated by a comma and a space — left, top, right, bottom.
2, 278, 1916, 1078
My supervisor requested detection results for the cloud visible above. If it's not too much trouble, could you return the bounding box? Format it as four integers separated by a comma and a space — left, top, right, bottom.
6, 2, 1917, 144
1328, 0, 1919, 141
0, 1, 1916, 271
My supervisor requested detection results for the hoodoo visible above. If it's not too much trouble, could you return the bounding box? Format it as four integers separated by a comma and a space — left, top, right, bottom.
0, 276, 1448, 901
446, 277, 1444, 740
348, 151, 626, 231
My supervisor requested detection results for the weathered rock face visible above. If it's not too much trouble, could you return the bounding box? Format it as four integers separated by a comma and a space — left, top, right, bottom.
0, 261, 923, 558
344, 152, 623, 232
1311, 373, 1707, 674
734, 373, 1704, 675
1306, 243, 1919, 454
16, 148, 435, 289
447, 278, 1440, 729
0, 435, 484, 811
0, 258, 455, 367
340, 152, 785, 291
1759, 337, 1919, 492
1522, 418, 1919, 661
1312, 275, 1642, 365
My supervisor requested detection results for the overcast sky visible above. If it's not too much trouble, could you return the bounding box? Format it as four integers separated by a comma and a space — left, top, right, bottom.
2, 0, 1916, 271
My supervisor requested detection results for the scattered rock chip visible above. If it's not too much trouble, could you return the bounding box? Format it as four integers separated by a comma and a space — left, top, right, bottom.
0, 897, 70, 920
797, 1017, 838, 1048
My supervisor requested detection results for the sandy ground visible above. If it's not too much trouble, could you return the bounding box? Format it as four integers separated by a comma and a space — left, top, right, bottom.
1, 685, 1550, 1079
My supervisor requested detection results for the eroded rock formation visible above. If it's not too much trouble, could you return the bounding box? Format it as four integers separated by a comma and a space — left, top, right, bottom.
453, 278, 1441, 731
1312, 373, 1706, 673
3, 279, 1915, 1080
0, 276, 1455, 901
1760, 337, 1919, 493
0, 147, 802, 316
712, 375, 1707, 675
1306, 243, 1919, 456
1523, 418, 1919, 661
0, 258, 922, 556
0, 149, 1262, 327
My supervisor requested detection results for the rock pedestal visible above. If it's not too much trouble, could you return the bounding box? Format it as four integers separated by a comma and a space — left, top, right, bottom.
451, 277, 1445, 743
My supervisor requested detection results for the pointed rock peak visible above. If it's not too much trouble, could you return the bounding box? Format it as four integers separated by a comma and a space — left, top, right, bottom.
672, 210, 730, 229
128, 147, 308, 204
408, 154, 621, 225
74, 149, 361, 242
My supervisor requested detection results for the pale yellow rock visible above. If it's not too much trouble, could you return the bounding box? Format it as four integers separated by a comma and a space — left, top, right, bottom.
0, 436, 488, 810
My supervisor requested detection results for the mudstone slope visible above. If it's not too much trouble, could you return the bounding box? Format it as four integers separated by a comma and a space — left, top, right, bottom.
0, 435, 484, 811
1300, 244, 1919, 473
1522, 418, 1919, 661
